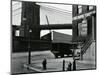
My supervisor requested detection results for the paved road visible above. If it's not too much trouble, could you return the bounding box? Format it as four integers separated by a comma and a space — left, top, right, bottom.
11, 50, 55, 74
11, 50, 74, 74
11, 50, 96, 74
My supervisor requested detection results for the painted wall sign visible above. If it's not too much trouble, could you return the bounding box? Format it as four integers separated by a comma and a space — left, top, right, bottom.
73, 10, 96, 21
81, 19, 87, 36
78, 19, 87, 37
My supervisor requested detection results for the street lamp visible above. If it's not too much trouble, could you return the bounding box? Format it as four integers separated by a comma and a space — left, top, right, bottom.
28, 29, 32, 64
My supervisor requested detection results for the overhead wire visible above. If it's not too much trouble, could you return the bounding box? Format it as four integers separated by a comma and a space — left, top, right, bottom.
12, 12, 21, 16
12, 7, 22, 12
36, 3, 72, 14
12, 2, 21, 6
12, 6, 22, 16
40, 6, 72, 17
12, 2, 72, 22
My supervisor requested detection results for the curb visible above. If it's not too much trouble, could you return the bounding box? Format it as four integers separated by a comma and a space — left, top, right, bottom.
23, 64, 47, 72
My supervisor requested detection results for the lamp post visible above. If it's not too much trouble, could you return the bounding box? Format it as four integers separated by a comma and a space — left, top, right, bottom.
28, 29, 32, 64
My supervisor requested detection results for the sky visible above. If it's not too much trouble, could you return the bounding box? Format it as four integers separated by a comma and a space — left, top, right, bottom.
12, 1, 72, 36
37, 3, 72, 36
36, 3, 72, 12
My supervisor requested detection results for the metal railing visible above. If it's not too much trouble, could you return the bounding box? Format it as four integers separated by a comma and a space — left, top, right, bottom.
81, 35, 93, 55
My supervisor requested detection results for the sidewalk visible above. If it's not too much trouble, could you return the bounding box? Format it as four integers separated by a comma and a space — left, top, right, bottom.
76, 59, 96, 70
23, 57, 96, 72
23, 58, 73, 72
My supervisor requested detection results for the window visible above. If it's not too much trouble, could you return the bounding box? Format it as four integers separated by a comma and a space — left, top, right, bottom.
78, 23, 82, 36
89, 6, 94, 10
15, 30, 20, 36
78, 5, 82, 14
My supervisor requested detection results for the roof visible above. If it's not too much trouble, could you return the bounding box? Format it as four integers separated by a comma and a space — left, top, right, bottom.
52, 31, 72, 44
41, 31, 77, 44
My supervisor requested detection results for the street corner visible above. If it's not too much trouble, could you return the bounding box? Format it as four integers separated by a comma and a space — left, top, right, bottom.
23, 58, 74, 72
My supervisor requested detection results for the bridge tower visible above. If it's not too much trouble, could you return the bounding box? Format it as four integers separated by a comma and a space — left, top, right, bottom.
20, 2, 40, 40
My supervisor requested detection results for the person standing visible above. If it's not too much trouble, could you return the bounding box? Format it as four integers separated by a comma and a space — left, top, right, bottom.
42, 59, 47, 70
73, 59, 76, 70
62, 60, 65, 71
67, 62, 72, 71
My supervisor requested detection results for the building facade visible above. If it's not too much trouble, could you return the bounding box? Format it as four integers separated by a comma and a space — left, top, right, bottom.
72, 5, 96, 60
72, 5, 96, 42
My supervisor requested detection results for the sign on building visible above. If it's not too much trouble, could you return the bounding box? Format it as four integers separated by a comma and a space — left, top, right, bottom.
81, 19, 87, 36
78, 19, 87, 37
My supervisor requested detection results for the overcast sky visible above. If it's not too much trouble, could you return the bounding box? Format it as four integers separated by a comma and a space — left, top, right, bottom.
12, 1, 72, 36
38, 3, 72, 36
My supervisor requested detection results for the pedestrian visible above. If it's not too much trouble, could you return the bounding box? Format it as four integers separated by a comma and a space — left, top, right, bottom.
62, 60, 65, 71
42, 58, 47, 70
73, 59, 76, 70
67, 62, 72, 71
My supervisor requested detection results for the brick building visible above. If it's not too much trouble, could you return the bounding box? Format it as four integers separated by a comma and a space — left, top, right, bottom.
72, 5, 96, 60
72, 5, 96, 42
